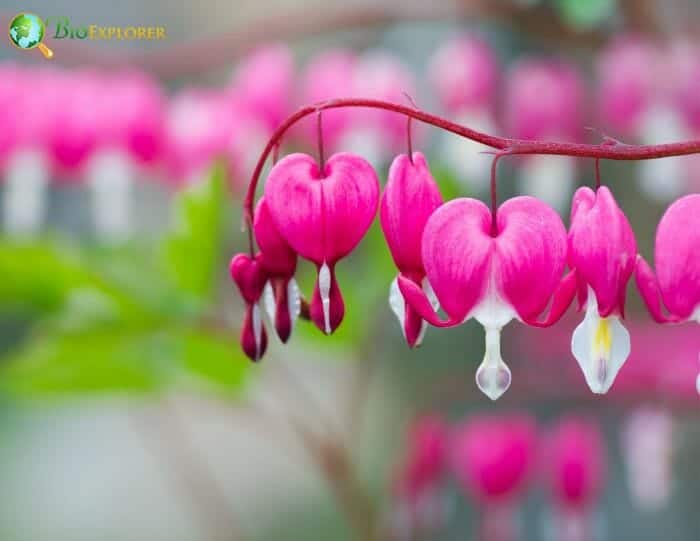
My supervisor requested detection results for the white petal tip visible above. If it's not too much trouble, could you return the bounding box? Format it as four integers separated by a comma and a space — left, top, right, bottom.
318, 262, 332, 334
572, 292, 631, 396
475, 327, 511, 401
475, 361, 511, 401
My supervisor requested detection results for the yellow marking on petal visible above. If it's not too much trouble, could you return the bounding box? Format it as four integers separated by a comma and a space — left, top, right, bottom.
593, 317, 612, 360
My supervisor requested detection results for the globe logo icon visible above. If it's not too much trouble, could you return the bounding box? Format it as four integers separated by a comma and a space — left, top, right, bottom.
8, 12, 53, 58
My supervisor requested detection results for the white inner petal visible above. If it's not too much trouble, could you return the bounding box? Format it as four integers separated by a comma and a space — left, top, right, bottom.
3, 149, 48, 236
388, 277, 441, 346
287, 278, 301, 329
571, 287, 631, 394
252, 303, 263, 360
471, 280, 517, 330
475, 326, 512, 401
262, 281, 275, 323
472, 279, 515, 400
415, 278, 441, 346
388, 277, 407, 340
318, 262, 332, 334
88, 150, 133, 242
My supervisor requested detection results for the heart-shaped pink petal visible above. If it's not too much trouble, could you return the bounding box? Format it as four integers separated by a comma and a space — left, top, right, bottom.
420, 198, 493, 323
229, 253, 268, 304
655, 194, 700, 320
264, 152, 379, 265
380, 152, 442, 274
495, 196, 568, 321
254, 197, 297, 277
568, 187, 637, 317
229, 253, 269, 361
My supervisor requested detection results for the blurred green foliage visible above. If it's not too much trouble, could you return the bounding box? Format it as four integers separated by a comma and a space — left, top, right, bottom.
0, 164, 249, 399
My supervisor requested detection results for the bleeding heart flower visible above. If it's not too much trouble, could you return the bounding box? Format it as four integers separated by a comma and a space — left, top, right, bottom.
263, 152, 379, 334
380, 152, 442, 347
505, 59, 585, 211
297, 49, 358, 150
597, 36, 660, 137
393, 416, 448, 503
231, 44, 294, 132
230, 253, 269, 361
164, 89, 233, 186
635, 194, 700, 324
399, 196, 568, 400
429, 34, 498, 115
451, 414, 537, 503
568, 186, 637, 394
544, 417, 606, 511
254, 197, 300, 343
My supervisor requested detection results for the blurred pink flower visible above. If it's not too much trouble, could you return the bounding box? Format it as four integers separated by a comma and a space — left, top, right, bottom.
163, 88, 234, 186
667, 39, 700, 133
505, 59, 585, 141
231, 43, 294, 132
622, 408, 674, 511
96, 70, 165, 167
451, 414, 537, 503
350, 52, 418, 154
47, 69, 102, 179
429, 35, 499, 114
597, 37, 660, 137
393, 416, 448, 502
297, 49, 358, 150
544, 418, 606, 510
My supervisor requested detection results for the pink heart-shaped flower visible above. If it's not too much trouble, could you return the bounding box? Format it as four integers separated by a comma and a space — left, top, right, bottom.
229, 253, 268, 361
264, 152, 379, 334
408, 196, 567, 325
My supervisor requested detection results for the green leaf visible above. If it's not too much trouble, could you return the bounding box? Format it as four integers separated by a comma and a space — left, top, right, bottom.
175, 329, 251, 395
0, 240, 96, 313
0, 330, 169, 397
556, 0, 616, 29
162, 163, 228, 303
0, 327, 251, 399
0, 240, 162, 326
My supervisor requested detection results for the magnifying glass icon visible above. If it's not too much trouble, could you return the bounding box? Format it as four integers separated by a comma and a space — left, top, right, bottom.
8, 12, 54, 59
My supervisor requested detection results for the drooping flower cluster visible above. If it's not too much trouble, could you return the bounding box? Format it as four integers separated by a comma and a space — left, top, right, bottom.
389, 413, 607, 541
231, 128, 699, 399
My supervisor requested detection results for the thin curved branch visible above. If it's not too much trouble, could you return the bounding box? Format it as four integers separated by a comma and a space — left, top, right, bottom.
243, 97, 700, 227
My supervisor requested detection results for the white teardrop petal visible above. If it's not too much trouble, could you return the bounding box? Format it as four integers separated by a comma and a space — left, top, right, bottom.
318, 262, 332, 334
423, 277, 441, 313
475, 327, 511, 400
262, 281, 275, 323
287, 278, 301, 329
388, 277, 407, 340
252, 303, 263, 360
571, 291, 631, 394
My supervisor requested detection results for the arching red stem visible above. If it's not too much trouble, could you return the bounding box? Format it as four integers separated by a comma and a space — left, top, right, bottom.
243, 98, 700, 229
